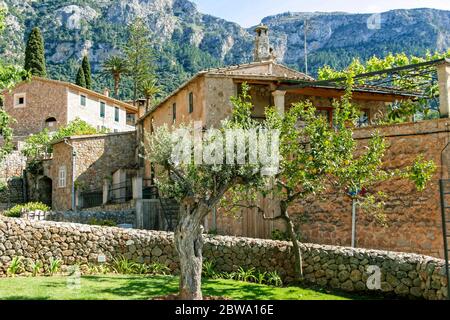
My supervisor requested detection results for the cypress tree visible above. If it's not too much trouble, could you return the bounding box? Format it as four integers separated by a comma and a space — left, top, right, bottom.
24, 27, 47, 77
81, 55, 92, 90
75, 67, 86, 88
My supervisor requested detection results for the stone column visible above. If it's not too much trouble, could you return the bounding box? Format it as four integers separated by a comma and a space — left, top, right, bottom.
437, 62, 450, 118
272, 90, 286, 116
135, 199, 143, 229
102, 179, 109, 205
132, 176, 143, 200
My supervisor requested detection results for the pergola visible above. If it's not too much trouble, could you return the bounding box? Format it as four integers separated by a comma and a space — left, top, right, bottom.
274, 58, 450, 118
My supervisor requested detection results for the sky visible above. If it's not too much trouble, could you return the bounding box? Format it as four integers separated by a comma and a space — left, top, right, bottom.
191, 0, 450, 27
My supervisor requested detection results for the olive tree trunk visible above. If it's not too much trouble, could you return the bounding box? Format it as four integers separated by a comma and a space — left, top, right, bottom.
174, 198, 209, 300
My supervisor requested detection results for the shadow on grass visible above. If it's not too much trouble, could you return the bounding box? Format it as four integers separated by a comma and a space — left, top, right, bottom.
84, 275, 179, 299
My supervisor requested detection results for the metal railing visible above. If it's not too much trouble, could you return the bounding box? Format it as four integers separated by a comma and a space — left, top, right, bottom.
80, 189, 103, 209
108, 180, 132, 203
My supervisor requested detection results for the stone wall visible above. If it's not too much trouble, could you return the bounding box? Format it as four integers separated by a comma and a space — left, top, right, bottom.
20, 210, 136, 226
0, 217, 447, 300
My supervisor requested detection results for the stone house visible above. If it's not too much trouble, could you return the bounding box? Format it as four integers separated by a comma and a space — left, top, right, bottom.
37, 25, 450, 258
2, 77, 138, 138
137, 24, 411, 180
132, 25, 450, 258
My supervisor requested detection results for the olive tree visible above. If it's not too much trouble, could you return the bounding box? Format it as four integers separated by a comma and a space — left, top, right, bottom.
144, 84, 272, 299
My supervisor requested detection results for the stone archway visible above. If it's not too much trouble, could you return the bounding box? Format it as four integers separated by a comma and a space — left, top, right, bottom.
37, 176, 52, 207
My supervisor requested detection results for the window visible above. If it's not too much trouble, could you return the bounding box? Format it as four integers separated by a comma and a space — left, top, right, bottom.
315, 108, 333, 125
172, 103, 177, 122
14, 93, 26, 108
114, 107, 119, 122
126, 113, 135, 126
58, 166, 66, 188
100, 102, 105, 118
188, 92, 194, 114
45, 117, 57, 129
357, 109, 370, 127
80, 95, 86, 107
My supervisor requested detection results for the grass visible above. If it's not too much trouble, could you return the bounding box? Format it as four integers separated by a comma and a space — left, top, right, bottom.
0, 275, 356, 300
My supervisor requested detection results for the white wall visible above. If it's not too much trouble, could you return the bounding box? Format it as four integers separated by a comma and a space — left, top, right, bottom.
67, 90, 135, 132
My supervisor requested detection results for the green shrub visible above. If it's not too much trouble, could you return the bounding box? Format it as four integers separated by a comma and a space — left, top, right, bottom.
271, 229, 289, 241
7, 256, 23, 276
31, 260, 43, 277
48, 258, 62, 276
148, 262, 170, 275
87, 218, 117, 227
202, 260, 217, 279
4, 202, 50, 218
266, 271, 283, 287
111, 256, 138, 274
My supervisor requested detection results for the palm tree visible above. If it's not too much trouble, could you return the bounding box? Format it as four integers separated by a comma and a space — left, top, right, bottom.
101, 55, 129, 98
140, 78, 161, 111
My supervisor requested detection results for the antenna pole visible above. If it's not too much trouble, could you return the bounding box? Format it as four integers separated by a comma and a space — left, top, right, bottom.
304, 19, 309, 76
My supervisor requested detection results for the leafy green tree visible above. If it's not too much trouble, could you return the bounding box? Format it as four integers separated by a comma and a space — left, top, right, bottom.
75, 66, 86, 88
0, 9, 28, 163
24, 27, 47, 77
81, 55, 92, 90
101, 55, 129, 98
22, 118, 105, 160
224, 76, 435, 281
317, 52, 450, 122
124, 18, 155, 104
144, 84, 266, 300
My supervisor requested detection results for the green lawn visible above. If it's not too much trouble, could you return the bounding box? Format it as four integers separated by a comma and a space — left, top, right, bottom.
0, 275, 353, 300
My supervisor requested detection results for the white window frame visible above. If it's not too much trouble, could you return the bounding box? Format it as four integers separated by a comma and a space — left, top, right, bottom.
58, 166, 67, 188
100, 100, 106, 118
14, 93, 26, 108
80, 94, 87, 107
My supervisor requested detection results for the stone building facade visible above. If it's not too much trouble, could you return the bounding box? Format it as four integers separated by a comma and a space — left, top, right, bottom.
49, 131, 137, 210
2, 77, 137, 138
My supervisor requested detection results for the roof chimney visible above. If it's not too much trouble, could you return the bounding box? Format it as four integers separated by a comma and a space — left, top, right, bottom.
254, 23, 275, 62
103, 88, 110, 97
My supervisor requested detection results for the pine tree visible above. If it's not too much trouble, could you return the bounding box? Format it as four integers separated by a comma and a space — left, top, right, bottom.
75, 67, 86, 88
124, 18, 155, 104
81, 55, 92, 90
24, 27, 47, 77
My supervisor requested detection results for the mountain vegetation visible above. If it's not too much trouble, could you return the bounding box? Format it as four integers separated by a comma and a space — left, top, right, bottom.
1, 1, 450, 102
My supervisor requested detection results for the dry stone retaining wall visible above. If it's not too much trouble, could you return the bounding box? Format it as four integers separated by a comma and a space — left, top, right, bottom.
0, 217, 447, 300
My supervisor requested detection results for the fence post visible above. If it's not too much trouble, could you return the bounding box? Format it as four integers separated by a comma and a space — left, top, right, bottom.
135, 199, 143, 229
102, 180, 109, 205
132, 176, 143, 200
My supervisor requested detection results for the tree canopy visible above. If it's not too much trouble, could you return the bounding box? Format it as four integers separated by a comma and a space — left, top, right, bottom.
24, 27, 47, 77
81, 55, 92, 90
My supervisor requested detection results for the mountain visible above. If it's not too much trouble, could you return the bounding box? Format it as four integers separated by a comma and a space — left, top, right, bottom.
1, 0, 450, 99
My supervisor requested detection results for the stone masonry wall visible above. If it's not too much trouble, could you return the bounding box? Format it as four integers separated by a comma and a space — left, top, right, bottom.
215, 119, 450, 259
0, 217, 447, 300
20, 210, 136, 227
290, 119, 450, 259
